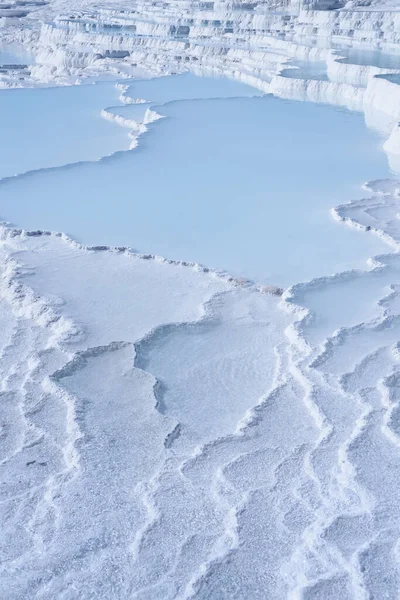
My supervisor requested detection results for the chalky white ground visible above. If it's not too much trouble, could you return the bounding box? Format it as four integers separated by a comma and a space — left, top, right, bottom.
2, 0, 400, 598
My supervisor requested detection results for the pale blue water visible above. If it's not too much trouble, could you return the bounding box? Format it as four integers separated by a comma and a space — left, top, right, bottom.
281, 59, 329, 82
0, 74, 391, 286
340, 49, 400, 70
108, 103, 150, 121
0, 44, 35, 66
107, 73, 261, 120
384, 73, 400, 85
0, 82, 131, 178
124, 72, 262, 102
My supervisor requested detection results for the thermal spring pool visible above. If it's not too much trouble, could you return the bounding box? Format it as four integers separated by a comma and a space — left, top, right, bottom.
0, 72, 393, 286
0, 82, 133, 178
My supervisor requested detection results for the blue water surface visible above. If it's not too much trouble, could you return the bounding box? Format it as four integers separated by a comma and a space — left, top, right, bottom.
0, 73, 392, 285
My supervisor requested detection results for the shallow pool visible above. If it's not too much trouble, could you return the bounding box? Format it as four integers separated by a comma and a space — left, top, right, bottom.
0, 82, 132, 178
0, 73, 392, 286
0, 43, 35, 66
339, 48, 400, 70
